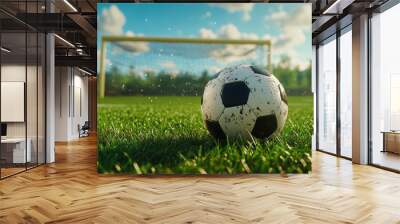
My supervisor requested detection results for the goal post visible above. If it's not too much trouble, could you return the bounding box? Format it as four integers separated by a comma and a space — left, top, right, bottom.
98, 35, 272, 98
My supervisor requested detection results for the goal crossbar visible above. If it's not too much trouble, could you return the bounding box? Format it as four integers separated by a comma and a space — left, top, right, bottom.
99, 35, 272, 98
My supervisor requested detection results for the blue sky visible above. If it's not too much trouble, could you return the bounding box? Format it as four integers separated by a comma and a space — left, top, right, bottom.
97, 3, 311, 76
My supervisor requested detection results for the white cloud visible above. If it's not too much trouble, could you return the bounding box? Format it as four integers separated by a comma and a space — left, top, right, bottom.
115, 31, 149, 54
265, 5, 310, 52
219, 24, 240, 39
199, 28, 217, 39
198, 15, 310, 69
160, 61, 177, 70
210, 3, 254, 22
101, 5, 125, 34
198, 24, 259, 63
219, 24, 258, 40
265, 5, 311, 68
101, 5, 149, 55
268, 10, 287, 22
209, 44, 257, 64
160, 61, 178, 76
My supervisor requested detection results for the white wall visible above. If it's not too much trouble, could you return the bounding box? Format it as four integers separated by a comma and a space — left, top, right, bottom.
1, 65, 26, 81
55, 67, 70, 141
55, 67, 89, 141
71, 73, 89, 138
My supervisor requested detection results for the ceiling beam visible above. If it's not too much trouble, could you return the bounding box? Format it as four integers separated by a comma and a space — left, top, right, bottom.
67, 13, 96, 45
55, 55, 96, 71
13, 13, 82, 32
312, 15, 336, 33
323, 0, 356, 14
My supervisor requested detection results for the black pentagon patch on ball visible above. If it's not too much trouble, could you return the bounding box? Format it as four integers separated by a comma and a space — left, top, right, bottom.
250, 66, 270, 76
205, 120, 226, 140
251, 115, 277, 139
278, 84, 288, 105
221, 81, 250, 108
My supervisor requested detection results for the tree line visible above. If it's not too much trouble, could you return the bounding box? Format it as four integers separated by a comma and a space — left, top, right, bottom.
103, 57, 312, 96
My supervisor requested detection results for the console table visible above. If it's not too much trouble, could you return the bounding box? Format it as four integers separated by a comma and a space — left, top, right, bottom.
382, 131, 400, 154
1, 138, 31, 164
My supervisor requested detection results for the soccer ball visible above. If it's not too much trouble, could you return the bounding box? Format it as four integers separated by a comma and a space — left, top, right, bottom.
201, 64, 288, 141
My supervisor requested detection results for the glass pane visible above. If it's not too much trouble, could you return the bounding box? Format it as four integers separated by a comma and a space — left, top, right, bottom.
38, 33, 45, 165
73, 69, 88, 139
318, 37, 337, 154
27, 31, 38, 169
0, 0, 46, 178
340, 29, 352, 158
1, 31, 27, 177
26, 0, 39, 169
312, 45, 317, 151
371, 4, 400, 171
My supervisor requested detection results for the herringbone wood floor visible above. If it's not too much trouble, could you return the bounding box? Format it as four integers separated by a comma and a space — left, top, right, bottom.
1, 135, 400, 224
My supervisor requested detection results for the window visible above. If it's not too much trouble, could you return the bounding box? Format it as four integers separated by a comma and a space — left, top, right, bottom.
339, 28, 352, 158
317, 36, 337, 154
0, 1, 47, 179
370, 3, 400, 171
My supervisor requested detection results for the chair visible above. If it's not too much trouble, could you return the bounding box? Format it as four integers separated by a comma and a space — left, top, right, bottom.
79, 121, 90, 138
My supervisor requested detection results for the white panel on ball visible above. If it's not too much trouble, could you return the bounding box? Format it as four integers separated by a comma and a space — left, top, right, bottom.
245, 74, 280, 117
219, 104, 256, 140
201, 78, 225, 122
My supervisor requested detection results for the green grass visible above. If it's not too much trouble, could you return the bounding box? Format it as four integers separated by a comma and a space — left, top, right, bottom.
97, 96, 313, 174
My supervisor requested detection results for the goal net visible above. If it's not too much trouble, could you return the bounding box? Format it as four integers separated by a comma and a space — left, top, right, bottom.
98, 36, 272, 97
